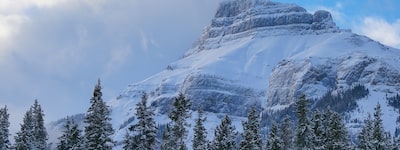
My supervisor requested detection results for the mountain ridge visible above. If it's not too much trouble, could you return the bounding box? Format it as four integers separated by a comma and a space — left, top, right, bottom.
49, 0, 400, 147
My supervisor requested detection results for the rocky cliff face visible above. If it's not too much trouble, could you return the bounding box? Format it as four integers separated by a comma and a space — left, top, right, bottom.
190, 0, 339, 54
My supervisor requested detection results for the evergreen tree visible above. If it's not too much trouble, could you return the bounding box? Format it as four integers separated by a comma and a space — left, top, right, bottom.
160, 124, 174, 150
358, 114, 373, 150
310, 110, 324, 149
57, 117, 83, 150
14, 109, 35, 150
326, 111, 349, 149
84, 79, 115, 150
123, 131, 133, 150
279, 115, 294, 150
295, 94, 314, 149
0, 106, 10, 150
192, 105, 207, 150
14, 100, 48, 150
168, 93, 191, 150
265, 122, 284, 150
372, 103, 388, 149
240, 107, 262, 150
32, 99, 48, 150
210, 115, 237, 150
124, 92, 158, 150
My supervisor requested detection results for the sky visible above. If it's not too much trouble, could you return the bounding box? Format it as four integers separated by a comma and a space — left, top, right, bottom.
0, 0, 399, 134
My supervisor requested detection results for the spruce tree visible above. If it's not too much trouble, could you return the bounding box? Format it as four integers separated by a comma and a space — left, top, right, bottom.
310, 110, 324, 149
326, 111, 349, 149
57, 117, 83, 150
0, 106, 10, 150
240, 107, 262, 150
358, 114, 373, 150
192, 105, 207, 150
295, 94, 313, 149
265, 122, 284, 150
14, 109, 36, 150
84, 79, 115, 150
160, 124, 174, 150
279, 115, 294, 150
168, 93, 191, 150
124, 92, 158, 150
14, 100, 48, 150
210, 115, 237, 150
32, 99, 48, 149
372, 103, 388, 149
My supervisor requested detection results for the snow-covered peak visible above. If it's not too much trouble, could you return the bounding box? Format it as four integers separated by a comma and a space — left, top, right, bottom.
189, 0, 340, 55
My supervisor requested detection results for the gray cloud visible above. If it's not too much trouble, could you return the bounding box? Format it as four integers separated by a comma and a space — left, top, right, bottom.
0, 0, 220, 133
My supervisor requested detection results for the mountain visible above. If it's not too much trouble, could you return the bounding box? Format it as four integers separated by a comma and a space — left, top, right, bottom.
49, 0, 400, 147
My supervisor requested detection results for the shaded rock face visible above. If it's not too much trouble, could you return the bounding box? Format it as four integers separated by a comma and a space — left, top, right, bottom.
207, 0, 337, 39
146, 74, 263, 117
266, 54, 400, 108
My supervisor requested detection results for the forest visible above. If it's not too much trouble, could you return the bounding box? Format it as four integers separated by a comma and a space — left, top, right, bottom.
0, 80, 398, 150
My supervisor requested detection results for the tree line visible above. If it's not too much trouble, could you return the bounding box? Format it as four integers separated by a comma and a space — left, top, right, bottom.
0, 80, 398, 149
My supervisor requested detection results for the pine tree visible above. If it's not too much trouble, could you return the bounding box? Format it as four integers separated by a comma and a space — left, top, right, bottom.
265, 122, 284, 150
168, 93, 191, 150
14, 109, 36, 150
372, 103, 388, 150
160, 124, 174, 150
192, 105, 207, 150
57, 117, 83, 150
279, 115, 294, 150
124, 92, 158, 150
84, 79, 115, 150
295, 94, 314, 149
32, 99, 48, 150
358, 114, 373, 150
0, 106, 10, 150
310, 110, 324, 149
210, 115, 237, 150
240, 107, 262, 150
14, 100, 48, 150
326, 111, 349, 149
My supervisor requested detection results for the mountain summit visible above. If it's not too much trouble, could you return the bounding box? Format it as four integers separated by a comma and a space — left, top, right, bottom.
50, 0, 400, 146
190, 0, 339, 54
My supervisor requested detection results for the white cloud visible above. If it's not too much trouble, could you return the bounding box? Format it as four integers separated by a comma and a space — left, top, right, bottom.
103, 45, 133, 78
356, 17, 400, 48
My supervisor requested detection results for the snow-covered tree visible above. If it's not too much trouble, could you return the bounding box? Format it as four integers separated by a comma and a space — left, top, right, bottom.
279, 115, 294, 150
372, 103, 390, 149
325, 111, 349, 149
310, 110, 324, 149
192, 105, 207, 150
210, 115, 237, 150
32, 99, 48, 149
168, 93, 191, 150
160, 124, 174, 150
0, 106, 10, 149
124, 92, 158, 150
14, 100, 48, 150
295, 94, 314, 149
240, 107, 262, 150
265, 122, 284, 150
84, 79, 115, 150
14, 109, 35, 150
57, 117, 83, 150
358, 114, 373, 150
